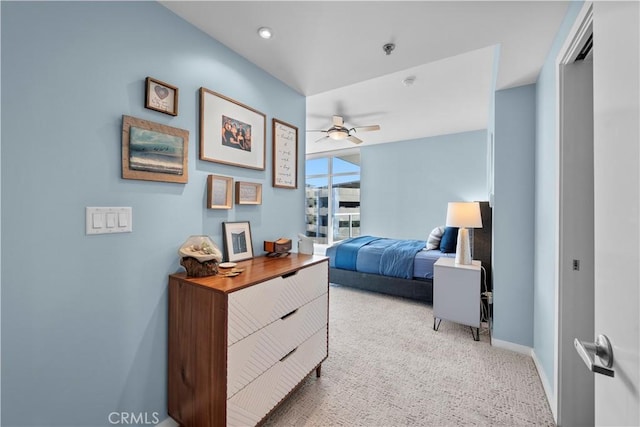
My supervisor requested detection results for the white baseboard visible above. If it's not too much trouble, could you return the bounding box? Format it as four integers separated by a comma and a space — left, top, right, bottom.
491, 339, 557, 423
491, 338, 532, 355
156, 417, 179, 427
531, 349, 557, 423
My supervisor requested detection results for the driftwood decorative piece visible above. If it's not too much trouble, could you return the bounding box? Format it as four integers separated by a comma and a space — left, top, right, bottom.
180, 257, 219, 277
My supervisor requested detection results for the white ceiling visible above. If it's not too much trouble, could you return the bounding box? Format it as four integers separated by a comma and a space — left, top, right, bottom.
162, 1, 570, 154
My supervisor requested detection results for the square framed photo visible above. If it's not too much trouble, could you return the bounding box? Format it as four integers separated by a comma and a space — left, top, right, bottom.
207, 175, 233, 209
145, 77, 178, 116
200, 87, 266, 170
235, 181, 262, 205
121, 115, 188, 183
272, 118, 298, 189
222, 221, 254, 262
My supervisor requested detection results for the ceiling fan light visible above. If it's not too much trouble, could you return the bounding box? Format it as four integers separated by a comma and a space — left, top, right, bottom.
329, 130, 348, 140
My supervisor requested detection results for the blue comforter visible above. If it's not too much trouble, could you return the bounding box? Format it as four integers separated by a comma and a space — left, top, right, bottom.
330, 236, 427, 279
333, 235, 381, 270
378, 239, 428, 279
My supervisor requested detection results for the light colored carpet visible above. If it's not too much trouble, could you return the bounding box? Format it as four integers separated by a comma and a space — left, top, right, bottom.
264, 284, 555, 427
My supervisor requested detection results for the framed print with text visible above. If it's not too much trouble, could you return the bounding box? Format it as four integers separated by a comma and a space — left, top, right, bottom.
272, 118, 298, 189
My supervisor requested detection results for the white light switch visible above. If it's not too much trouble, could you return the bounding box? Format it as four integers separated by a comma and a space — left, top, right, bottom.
86, 207, 132, 235
92, 213, 104, 229
106, 213, 116, 228
118, 212, 128, 227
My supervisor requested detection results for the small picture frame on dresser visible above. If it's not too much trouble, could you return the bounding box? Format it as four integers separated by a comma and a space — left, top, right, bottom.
222, 221, 254, 262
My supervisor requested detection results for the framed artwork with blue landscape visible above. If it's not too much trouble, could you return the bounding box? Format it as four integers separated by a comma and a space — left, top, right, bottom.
122, 115, 188, 183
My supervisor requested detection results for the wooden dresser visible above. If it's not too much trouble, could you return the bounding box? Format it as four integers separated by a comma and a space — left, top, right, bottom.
168, 254, 329, 427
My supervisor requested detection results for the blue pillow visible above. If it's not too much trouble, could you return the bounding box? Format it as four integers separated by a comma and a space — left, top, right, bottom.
439, 227, 459, 253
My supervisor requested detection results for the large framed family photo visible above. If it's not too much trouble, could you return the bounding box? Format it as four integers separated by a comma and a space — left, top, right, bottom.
199, 88, 266, 170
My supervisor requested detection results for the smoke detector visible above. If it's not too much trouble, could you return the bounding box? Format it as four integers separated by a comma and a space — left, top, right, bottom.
402, 76, 416, 86
383, 43, 395, 56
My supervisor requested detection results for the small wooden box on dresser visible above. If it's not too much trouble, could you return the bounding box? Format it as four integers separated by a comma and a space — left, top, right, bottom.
168, 254, 329, 427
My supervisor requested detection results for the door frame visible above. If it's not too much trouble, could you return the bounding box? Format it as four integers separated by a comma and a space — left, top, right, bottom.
554, 1, 594, 423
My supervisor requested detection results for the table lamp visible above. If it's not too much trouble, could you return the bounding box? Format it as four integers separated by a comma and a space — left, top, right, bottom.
446, 202, 483, 265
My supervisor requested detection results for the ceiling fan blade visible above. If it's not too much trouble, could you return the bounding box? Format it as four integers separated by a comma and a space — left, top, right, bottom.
352, 125, 380, 132
314, 135, 331, 143
332, 115, 344, 127
346, 135, 363, 144
306, 129, 328, 133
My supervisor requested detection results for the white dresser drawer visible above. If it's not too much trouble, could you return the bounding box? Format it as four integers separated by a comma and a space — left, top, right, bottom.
227, 294, 328, 398
228, 262, 328, 346
227, 326, 328, 427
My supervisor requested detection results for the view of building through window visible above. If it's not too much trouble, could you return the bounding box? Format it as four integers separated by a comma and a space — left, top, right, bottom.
305, 153, 360, 245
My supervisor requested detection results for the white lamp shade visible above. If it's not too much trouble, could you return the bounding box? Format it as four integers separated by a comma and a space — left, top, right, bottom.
445, 202, 482, 228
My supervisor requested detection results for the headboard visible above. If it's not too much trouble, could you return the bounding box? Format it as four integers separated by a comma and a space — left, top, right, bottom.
473, 201, 492, 292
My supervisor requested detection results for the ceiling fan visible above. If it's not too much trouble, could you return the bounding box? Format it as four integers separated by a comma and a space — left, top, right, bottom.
308, 115, 380, 145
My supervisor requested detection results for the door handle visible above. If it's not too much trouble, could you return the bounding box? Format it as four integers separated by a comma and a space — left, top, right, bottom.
574, 334, 615, 377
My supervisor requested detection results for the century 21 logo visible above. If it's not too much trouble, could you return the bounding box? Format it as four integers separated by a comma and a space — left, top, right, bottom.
108, 412, 160, 425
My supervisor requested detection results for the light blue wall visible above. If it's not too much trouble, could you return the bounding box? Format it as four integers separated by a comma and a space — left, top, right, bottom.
493, 84, 536, 346
1, 2, 305, 425
533, 0, 584, 389
360, 130, 487, 240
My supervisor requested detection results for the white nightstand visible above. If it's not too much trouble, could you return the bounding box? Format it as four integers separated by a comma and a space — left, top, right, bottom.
433, 257, 482, 341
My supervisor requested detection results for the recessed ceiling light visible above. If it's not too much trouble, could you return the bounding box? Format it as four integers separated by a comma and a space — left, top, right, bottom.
257, 27, 273, 39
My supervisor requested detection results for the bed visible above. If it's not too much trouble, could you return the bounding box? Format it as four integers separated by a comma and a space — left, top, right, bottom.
326, 202, 492, 303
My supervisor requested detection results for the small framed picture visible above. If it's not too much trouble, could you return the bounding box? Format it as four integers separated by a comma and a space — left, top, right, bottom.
207, 175, 233, 209
222, 221, 254, 262
235, 181, 262, 205
121, 115, 188, 183
145, 77, 179, 116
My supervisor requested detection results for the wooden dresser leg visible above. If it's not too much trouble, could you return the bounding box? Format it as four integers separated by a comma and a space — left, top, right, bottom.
316, 364, 322, 378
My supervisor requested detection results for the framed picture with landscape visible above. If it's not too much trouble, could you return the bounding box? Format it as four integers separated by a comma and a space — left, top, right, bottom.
121, 115, 188, 183
199, 87, 266, 170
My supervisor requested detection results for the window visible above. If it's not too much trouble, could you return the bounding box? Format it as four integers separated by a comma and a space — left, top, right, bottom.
305, 152, 360, 245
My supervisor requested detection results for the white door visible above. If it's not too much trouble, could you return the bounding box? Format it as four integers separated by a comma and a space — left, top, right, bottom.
558, 55, 595, 427
591, 1, 639, 425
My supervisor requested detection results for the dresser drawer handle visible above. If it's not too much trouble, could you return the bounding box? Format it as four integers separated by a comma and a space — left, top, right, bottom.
280, 347, 298, 362
281, 309, 298, 320
281, 271, 298, 279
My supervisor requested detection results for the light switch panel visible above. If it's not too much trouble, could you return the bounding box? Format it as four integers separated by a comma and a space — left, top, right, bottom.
86, 207, 132, 235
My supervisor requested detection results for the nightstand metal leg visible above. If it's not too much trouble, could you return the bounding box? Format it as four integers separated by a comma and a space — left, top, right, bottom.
471, 326, 479, 341
434, 318, 442, 331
